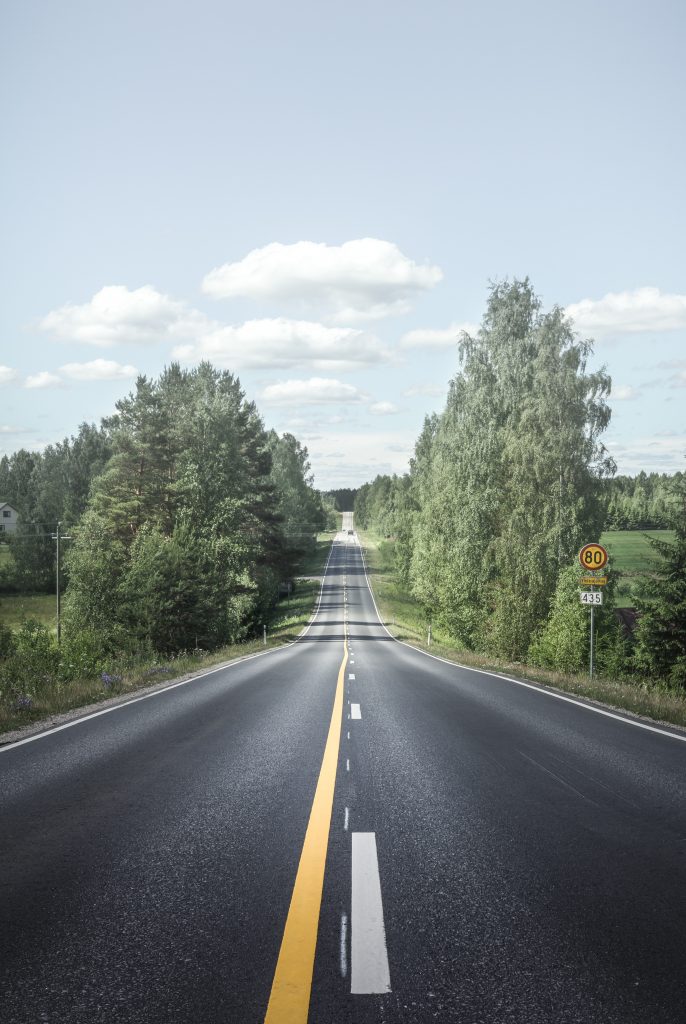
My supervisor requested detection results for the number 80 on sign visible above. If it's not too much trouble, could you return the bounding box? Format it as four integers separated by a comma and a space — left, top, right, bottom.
578, 543, 608, 571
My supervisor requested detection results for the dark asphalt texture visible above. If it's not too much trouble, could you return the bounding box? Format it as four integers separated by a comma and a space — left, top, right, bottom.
2, 530, 686, 1023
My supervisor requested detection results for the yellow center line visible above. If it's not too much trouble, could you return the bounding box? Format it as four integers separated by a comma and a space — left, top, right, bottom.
264, 636, 348, 1023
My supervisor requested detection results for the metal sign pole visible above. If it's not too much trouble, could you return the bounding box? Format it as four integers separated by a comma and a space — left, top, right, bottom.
589, 597, 594, 679
578, 544, 608, 681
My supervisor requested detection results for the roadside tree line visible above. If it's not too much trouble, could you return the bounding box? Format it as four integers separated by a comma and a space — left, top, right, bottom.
0, 363, 331, 691
354, 279, 686, 687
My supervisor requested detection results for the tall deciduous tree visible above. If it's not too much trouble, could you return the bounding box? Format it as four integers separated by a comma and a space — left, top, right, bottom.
410, 279, 613, 657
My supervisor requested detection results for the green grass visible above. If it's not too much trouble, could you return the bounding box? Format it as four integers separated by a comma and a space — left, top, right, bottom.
600, 529, 674, 608
0, 594, 57, 633
362, 534, 431, 644
0, 540, 337, 738
0, 545, 13, 568
358, 529, 686, 731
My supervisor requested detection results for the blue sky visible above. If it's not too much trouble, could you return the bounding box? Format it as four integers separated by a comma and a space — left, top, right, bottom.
2, 0, 684, 489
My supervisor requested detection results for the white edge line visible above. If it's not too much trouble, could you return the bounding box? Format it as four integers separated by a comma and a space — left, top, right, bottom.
356, 539, 686, 745
1, 535, 343, 754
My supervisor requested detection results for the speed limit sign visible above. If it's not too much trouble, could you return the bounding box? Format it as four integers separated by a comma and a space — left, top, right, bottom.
578, 543, 608, 571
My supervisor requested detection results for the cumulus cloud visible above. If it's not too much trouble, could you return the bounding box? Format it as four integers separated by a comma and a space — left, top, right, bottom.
260, 377, 367, 406
0, 366, 18, 385
400, 321, 479, 349
60, 359, 140, 381
565, 287, 686, 336
24, 372, 63, 389
40, 285, 210, 348
611, 385, 640, 400
202, 239, 443, 322
173, 317, 392, 371
369, 401, 399, 415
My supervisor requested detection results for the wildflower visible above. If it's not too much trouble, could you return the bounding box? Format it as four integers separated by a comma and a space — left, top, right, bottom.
101, 672, 122, 688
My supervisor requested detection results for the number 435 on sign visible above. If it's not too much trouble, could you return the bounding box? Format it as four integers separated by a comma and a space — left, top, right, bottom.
580, 591, 602, 605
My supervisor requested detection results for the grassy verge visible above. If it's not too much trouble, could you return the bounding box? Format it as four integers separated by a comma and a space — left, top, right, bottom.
358, 529, 686, 731
600, 529, 674, 608
0, 545, 335, 738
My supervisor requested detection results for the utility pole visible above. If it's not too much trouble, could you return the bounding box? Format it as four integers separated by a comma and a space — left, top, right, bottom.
51, 522, 72, 644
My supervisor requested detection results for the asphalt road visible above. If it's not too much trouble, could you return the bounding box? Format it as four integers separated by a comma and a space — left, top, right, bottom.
2, 517, 685, 1023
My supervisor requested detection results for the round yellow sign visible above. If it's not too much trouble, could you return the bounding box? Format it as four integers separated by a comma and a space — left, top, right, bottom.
578, 543, 608, 571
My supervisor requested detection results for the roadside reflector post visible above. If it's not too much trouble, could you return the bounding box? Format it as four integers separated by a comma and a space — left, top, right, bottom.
427, 622, 432, 646
263, 624, 267, 646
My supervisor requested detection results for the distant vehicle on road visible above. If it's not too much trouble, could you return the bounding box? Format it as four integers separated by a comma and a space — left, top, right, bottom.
347, 529, 354, 535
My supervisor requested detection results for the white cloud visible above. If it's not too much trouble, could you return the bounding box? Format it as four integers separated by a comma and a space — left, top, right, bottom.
260, 377, 367, 406
0, 425, 30, 434
400, 321, 479, 349
0, 366, 18, 385
174, 317, 392, 371
403, 383, 446, 397
24, 372, 63, 389
611, 385, 640, 400
202, 238, 443, 322
369, 401, 400, 415
668, 371, 686, 388
565, 287, 686, 336
40, 285, 210, 348
607, 434, 686, 474
657, 358, 686, 369
304, 430, 416, 488
60, 359, 139, 381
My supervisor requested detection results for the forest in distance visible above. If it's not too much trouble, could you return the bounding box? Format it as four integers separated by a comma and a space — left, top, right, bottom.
0, 279, 684, 729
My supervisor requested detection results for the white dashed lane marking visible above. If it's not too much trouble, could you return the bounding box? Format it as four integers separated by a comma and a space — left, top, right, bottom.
351, 833, 391, 994
351, 703, 361, 719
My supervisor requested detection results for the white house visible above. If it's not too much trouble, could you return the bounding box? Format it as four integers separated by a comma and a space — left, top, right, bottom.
0, 502, 18, 535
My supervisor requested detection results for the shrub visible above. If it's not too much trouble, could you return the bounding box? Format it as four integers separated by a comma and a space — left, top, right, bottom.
58, 627, 108, 681
0, 619, 60, 701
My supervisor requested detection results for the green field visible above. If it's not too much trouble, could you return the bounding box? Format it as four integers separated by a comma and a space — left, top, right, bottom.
0, 594, 56, 632
600, 530, 674, 608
